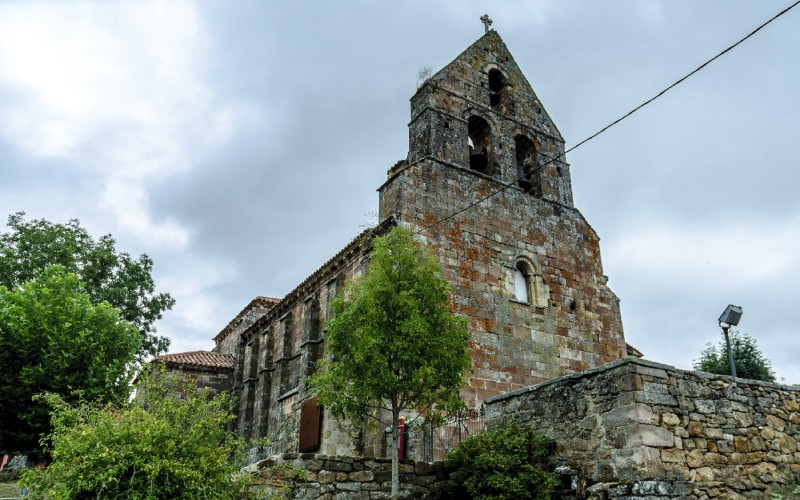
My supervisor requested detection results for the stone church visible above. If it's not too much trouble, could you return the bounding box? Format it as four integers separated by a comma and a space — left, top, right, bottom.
154, 29, 631, 459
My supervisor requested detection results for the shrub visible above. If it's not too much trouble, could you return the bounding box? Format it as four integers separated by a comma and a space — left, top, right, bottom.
19, 368, 250, 499
443, 422, 558, 500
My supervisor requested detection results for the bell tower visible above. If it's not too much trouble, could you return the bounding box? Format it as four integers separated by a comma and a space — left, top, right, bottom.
379, 30, 627, 407
385, 29, 573, 212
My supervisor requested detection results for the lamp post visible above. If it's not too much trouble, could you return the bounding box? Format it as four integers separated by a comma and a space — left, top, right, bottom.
718, 304, 743, 377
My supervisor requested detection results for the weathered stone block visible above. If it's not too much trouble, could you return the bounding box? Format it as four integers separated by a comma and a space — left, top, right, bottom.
660, 448, 685, 463
626, 424, 675, 448
637, 391, 677, 406
631, 480, 688, 496
324, 460, 353, 472
686, 449, 705, 468
692, 466, 715, 482
734, 435, 750, 452
632, 365, 669, 379
782, 398, 800, 412
704, 452, 727, 465
733, 411, 753, 427
603, 403, 658, 427
688, 421, 704, 437
349, 470, 373, 482
774, 434, 797, 453
766, 415, 786, 431
661, 412, 681, 426
336, 482, 361, 491
694, 399, 716, 414
610, 447, 664, 480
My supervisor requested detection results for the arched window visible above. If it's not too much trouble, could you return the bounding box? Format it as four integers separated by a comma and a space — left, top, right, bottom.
514, 261, 530, 303
468, 115, 491, 174
515, 135, 536, 192
488, 69, 507, 111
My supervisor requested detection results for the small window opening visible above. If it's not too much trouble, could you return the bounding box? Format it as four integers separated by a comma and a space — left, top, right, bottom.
468, 115, 491, 173
514, 262, 530, 303
488, 69, 507, 110
515, 135, 536, 192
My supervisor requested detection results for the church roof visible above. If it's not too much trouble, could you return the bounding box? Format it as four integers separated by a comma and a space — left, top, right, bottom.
151, 350, 234, 371
245, 216, 399, 336
626, 343, 644, 358
213, 295, 282, 344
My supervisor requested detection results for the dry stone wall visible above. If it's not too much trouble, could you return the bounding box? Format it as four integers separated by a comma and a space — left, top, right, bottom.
244, 453, 446, 499
485, 357, 800, 499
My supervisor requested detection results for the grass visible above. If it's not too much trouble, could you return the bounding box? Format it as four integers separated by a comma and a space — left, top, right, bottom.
0, 482, 18, 497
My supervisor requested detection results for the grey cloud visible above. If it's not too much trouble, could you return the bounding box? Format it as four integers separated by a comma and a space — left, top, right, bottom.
2, 0, 799, 381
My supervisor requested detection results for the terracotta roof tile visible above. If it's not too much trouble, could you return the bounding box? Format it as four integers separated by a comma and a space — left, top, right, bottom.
152, 350, 234, 371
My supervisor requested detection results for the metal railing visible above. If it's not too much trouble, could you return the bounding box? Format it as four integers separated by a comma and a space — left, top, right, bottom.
422, 405, 485, 461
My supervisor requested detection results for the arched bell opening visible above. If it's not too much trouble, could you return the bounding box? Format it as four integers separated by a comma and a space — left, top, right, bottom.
488, 69, 507, 111
468, 115, 492, 174
514, 135, 536, 193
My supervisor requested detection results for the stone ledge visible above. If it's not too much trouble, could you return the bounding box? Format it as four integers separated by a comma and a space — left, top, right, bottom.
485, 356, 800, 406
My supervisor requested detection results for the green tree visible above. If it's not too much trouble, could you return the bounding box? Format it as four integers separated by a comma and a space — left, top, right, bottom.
694, 330, 776, 382
19, 369, 248, 499
0, 212, 175, 362
443, 423, 558, 500
308, 226, 471, 499
0, 266, 141, 455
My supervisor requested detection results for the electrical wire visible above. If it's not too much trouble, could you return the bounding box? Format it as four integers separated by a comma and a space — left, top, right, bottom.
419, 0, 800, 233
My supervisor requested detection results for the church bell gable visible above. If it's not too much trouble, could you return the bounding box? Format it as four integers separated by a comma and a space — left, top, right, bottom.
405, 30, 573, 206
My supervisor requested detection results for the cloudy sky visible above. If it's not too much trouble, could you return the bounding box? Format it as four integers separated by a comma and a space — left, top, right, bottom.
1, 1, 798, 382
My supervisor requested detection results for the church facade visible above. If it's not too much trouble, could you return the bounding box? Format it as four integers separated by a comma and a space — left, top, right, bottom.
155, 30, 629, 459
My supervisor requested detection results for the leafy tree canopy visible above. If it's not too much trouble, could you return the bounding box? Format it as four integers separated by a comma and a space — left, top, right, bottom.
19, 369, 249, 499
693, 330, 776, 382
309, 225, 471, 498
0, 266, 141, 455
0, 212, 175, 362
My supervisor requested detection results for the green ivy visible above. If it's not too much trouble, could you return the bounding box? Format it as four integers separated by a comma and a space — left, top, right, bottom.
443, 423, 558, 500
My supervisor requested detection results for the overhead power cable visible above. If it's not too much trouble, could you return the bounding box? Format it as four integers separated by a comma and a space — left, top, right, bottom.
419, 0, 800, 233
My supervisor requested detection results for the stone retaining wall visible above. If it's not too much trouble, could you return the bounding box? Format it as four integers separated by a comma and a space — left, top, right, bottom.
485, 357, 800, 499
244, 453, 446, 499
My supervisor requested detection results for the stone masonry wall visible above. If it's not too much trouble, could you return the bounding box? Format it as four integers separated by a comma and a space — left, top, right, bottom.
378, 30, 626, 410
244, 453, 446, 499
221, 31, 627, 462
230, 222, 395, 458
485, 357, 800, 499
165, 366, 232, 399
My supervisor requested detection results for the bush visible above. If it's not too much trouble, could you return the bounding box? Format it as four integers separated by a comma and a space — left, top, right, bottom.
19, 368, 250, 499
443, 423, 558, 500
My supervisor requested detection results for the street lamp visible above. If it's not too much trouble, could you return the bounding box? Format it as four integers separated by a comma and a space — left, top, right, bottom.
718, 304, 743, 377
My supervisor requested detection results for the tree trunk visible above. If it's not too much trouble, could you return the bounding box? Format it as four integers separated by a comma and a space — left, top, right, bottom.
391, 407, 400, 499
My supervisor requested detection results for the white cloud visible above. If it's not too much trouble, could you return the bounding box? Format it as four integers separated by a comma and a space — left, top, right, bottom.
606, 216, 800, 285
155, 255, 237, 352
0, 0, 248, 243
100, 179, 188, 248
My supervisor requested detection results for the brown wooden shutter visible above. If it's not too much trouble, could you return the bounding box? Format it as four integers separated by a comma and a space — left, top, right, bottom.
298, 396, 321, 453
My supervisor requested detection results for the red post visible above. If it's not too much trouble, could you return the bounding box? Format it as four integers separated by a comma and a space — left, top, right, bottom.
397, 417, 406, 460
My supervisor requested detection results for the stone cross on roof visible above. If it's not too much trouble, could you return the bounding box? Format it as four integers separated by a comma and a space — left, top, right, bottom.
480, 14, 493, 33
